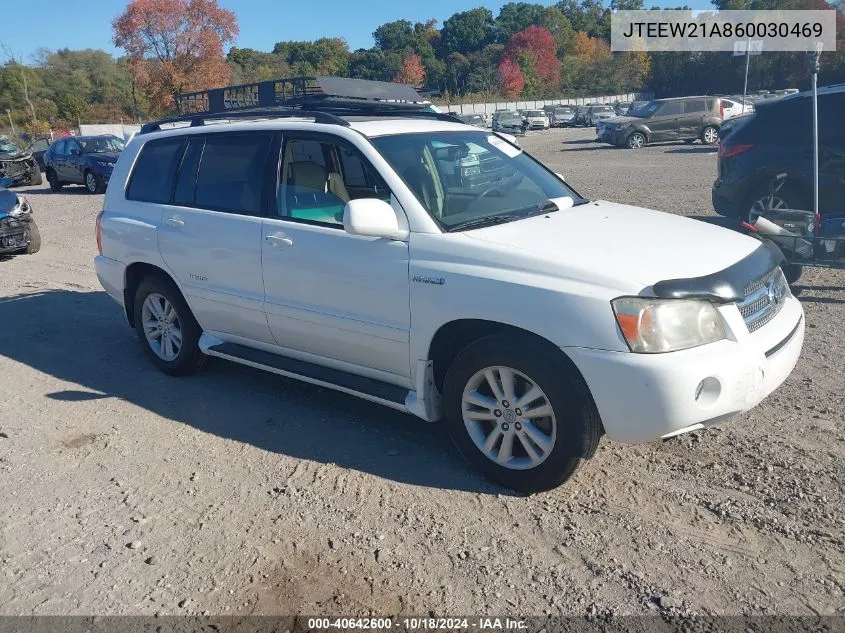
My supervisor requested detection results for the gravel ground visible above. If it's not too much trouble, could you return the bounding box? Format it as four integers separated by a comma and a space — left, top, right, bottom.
0, 127, 843, 618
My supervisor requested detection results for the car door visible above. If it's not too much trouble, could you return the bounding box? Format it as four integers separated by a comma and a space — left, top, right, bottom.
261, 133, 411, 380
681, 99, 708, 138
648, 101, 683, 142
65, 138, 84, 183
139, 132, 276, 344
46, 139, 65, 177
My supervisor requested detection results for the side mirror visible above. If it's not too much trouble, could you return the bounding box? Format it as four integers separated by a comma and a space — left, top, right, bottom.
343, 198, 401, 239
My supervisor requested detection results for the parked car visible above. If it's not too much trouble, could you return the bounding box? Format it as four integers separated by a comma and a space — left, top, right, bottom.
26, 136, 52, 170
586, 105, 617, 127
598, 96, 723, 149
0, 137, 42, 187
43, 134, 125, 193
94, 76, 804, 493
712, 84, 845, 222
456, 113, 487, 128
550, 106, 575, 127
614, 102, 630, 116
720, 97, 754, 120
0, 177, 40, 256
522, 109, 550, 130
492, 110, 527, 135
572, 105, 594, 126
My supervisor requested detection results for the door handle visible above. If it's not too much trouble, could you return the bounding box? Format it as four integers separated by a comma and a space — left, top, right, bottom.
164, 216, 185, 227
265, 233, 293, 247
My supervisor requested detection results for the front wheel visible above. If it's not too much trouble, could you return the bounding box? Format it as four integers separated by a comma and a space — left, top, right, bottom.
133, 276, 207, 376
29, 165, 43, 186
701, 126, 719, 145
626, 132, 646, 149
46, 169, 62, 192
443, 334, 601, 493
24, 221, 40, 254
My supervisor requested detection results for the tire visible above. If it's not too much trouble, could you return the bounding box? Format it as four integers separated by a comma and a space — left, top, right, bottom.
84, 170, 103, 194
46, 169, 62, 192
626, 132, 646, 149
24, 221, 40, 254
746, 180, 810, 224
442, 333, 602, 494
781, 263, 803, 285
133, 275, 207, 376
29, 164, 43, 186
700, 126, 719, 145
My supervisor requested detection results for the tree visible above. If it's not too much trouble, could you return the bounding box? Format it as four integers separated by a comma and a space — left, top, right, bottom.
112, 0, 238, 113
395, 54, 426, 87
506, 26, 561, 91
348, 49, 403, 82
373, 20, 415, 51
498, 57, 525, 96
495, 3, 547, 42
441, 8, 495, 55
540, 7, 577, 55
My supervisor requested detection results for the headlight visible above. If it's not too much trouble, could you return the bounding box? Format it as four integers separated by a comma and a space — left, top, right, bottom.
9, 196, 31, 217
612, 297, 726, 353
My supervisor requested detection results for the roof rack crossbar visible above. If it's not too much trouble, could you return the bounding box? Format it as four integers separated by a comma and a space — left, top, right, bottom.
139, 107, 351, 134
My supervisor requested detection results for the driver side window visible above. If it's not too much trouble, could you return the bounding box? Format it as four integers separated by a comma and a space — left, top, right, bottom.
658, 102, 682, 116
278, 137, 392, 227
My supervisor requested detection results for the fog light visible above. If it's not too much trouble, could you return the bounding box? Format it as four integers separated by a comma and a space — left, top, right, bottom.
695, 377, 721, 407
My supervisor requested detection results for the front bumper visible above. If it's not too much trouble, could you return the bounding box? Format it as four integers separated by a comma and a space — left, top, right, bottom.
565, 296, 805, 443
0, 220, 31, 254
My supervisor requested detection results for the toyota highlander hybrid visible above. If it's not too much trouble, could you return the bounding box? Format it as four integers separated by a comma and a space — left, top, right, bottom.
94, 77, 804, 493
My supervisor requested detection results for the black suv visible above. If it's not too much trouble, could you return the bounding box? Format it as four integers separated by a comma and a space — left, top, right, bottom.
598, 96, 723, 149
712, 84, 845, 221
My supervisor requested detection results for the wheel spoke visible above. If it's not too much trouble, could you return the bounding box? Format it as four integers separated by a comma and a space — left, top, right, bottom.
498, 367, 516, 403
147, 298, 164, 320
164, 304, 177, 324
523, 401, 553, 419
484, 369, 505, 402
521, 421, 553, 454
515, 384, 543, 408
482, 427, 503, 454
465, 390, 497, 411
465, 409, 497, 422
162, 336, 173, 359
169, 328, 182, 345
516, 431, 543, 464
497, 431, 514, 463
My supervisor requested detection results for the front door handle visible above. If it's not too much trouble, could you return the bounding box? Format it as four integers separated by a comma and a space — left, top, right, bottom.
164, 216, 185, 227
265, 233, 293, 247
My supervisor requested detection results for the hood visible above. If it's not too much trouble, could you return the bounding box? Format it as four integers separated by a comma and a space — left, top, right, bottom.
593, 112, 615, 119
85, 151, 121, 162
0, 189, 19, 217
607, 115, 644, 125
463, 200, 759, 291
0, 149, 32, 161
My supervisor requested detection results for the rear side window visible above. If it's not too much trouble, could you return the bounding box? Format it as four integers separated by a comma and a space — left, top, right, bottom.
127, 137, 186, 203
683, 100, 707, 113
173, 138, 204, 207
194, 133, 272, 215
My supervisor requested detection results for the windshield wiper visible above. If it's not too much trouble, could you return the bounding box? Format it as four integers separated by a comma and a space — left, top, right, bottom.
446, 214, 524, 232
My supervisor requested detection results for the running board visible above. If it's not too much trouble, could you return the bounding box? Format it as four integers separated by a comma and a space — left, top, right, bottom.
202, 340, 410, 411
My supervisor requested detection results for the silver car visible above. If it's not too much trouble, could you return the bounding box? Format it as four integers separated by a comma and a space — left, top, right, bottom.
551, 106, 575, 127
586, 105, 616, 127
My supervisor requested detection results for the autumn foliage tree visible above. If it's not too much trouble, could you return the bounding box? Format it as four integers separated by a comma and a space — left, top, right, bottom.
394, 54, 426, 87
502, 25, 559, 96
498, 57, 525, 97
112, 0, 238, 114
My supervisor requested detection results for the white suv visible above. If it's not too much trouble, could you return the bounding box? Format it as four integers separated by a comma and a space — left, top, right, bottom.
94, 79, 804, 492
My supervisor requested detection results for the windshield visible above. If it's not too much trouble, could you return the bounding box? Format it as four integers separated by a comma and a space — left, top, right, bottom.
525, 111, 544, 117
0, 141, 20, 153
631, 101, 661, 118
555, 107, 573, 114
370, 131, 587, 231
78, 136, 125, 154
497, 113, 522, 123
593, 106, 614, 112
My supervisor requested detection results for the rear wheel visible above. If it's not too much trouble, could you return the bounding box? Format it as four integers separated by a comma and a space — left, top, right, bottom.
24, 221, 40, 254
747, 181, 809, 224
46, 169, 62, 192
626, 132, 646, 149
133, 276, 206, 376
443, 333, 601, 494
84, 170, 103, 194
701, 126, 719, 145
782, 263, 803, 285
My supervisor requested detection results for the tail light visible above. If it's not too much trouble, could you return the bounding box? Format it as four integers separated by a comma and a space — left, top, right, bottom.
95, 209, 104, 255
718, 98, 724, 118
718, 142, 752, 158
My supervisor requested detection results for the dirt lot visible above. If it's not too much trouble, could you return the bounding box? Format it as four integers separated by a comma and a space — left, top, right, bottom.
0, 127, 843, 618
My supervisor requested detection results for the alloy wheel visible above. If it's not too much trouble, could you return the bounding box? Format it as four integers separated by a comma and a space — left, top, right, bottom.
85, 172, 98, 193
461, 366, 557, 470
703, 127, 719, 144
141, 293, 183, 361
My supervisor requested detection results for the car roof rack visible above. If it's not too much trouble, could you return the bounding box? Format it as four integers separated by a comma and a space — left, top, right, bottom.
139, 76, 462, 134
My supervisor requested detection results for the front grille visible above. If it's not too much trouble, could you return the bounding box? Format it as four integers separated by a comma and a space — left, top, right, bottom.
737, 268, 789, 333
0, 159, 29, 178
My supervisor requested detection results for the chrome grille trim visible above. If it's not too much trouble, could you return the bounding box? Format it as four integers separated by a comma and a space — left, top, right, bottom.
737, 268, 789, 333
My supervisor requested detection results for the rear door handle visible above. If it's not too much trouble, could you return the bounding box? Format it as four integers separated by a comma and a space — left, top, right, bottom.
265, 233, 293, 247
164, 216, 185, 227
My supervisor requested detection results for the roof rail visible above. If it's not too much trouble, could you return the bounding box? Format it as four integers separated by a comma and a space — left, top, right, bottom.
139, 107, 350, 135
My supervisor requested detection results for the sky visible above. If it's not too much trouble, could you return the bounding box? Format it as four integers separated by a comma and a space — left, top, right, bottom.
0, 0, 714, 62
